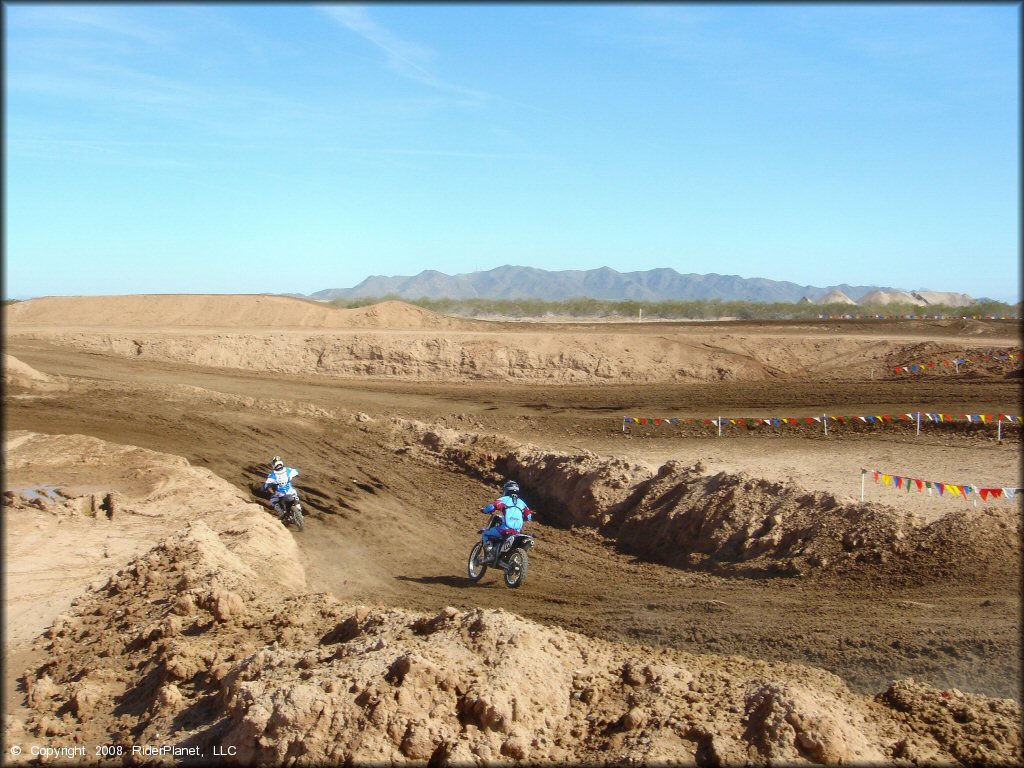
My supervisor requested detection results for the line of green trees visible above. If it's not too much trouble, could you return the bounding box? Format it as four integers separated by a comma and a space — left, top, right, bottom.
329, 295, 1020, 321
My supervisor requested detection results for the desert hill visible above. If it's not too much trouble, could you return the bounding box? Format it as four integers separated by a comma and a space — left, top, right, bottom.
858, 290, 928, 307
817, 290, 857, 305
911, 290, 975, 307
4, 295, 468, 330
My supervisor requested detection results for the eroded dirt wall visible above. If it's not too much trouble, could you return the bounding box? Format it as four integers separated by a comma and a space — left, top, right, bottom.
392, 420, 1021, 584
8, 329, 988, 383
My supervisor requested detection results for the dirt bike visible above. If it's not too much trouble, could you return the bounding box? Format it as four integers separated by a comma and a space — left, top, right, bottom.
272, 489, 304, 532
467, 513, 534, 589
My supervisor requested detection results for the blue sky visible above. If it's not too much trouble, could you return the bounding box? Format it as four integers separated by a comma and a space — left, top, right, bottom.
4, 3, 1020, 301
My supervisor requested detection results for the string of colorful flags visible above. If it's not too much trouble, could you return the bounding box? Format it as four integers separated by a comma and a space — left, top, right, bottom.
894, 351, 1021, 374
622, 411, 1022, 439
860, 467, 1021, 504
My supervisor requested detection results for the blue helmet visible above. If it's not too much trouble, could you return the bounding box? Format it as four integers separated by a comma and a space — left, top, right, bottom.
503, 480, 520, 497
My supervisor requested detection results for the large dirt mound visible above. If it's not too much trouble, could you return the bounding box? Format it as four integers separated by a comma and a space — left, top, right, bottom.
341, 299, 470, 329
391, 420, 1021, 583
3, 431, 305, 647
16, 523, 1020, 766
4, 295, 467, 330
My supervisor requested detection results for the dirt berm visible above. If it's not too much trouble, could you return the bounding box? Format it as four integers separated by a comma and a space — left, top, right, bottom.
8, 295, 1018, 384
8, 436, 1020, 766
389, 419, 1021, 584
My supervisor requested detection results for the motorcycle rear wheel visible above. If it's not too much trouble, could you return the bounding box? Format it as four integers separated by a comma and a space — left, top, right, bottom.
503, 549, 527, 589
468, 542, 488, 582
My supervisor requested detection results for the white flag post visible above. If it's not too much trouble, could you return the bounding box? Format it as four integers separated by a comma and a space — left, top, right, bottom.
916, 411, 921, 437
860, 469, 866, 502
717, 417, 722, 438
823, 413, 828, 436
998, 416, 1002, 443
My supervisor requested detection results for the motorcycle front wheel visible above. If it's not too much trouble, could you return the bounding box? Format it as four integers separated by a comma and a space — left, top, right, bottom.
468, 542, 488, 582
503, 549, 527, 589
291, 505, 304, 532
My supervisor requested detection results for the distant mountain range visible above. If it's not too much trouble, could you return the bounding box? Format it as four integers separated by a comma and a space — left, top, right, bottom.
306, 266, 977, 306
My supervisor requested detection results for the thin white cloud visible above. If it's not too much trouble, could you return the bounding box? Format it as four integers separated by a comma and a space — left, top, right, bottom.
320, 4, 489, 102
10, 4, 170, 45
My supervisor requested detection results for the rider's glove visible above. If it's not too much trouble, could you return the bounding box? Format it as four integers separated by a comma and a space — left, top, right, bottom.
268, 483, 278, 492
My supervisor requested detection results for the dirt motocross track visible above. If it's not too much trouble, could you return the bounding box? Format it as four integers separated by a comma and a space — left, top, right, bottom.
3, 295, 1022, 765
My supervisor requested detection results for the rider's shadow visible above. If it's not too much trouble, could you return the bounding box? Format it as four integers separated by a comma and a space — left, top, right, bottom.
394, 574, 491, 588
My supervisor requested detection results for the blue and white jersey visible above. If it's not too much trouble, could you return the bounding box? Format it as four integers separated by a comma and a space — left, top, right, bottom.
265, 467, 299, 499
483, 494, 531, 532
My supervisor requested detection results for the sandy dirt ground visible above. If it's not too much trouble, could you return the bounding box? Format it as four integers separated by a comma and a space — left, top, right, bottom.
2, 295, 1021, 765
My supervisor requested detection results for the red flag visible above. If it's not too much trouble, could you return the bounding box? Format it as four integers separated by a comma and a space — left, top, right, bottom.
915, 479, 923, 491
882, 415, 892, 423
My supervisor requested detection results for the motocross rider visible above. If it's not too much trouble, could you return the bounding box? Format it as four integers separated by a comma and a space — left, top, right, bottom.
480, 480, 534, 563
264, 455, 300, 520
